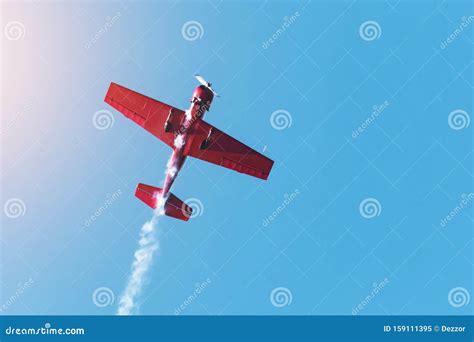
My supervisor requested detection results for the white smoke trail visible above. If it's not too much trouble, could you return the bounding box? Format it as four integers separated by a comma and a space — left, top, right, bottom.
116, 207, 162, 315
117, 195, 167, 315
117, 133, 186, 315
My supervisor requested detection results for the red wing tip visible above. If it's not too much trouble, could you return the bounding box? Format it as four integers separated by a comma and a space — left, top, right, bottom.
104, 82, 117, 102
183, 206, 193, 220
105, 82, 120, 96
262, 159, 274, 180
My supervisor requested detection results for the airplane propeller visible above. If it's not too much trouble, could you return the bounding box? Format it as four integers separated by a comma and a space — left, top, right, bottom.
195, 74, 220, 97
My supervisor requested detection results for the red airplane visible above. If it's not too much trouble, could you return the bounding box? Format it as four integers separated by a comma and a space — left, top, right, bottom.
104, 75, 274, 221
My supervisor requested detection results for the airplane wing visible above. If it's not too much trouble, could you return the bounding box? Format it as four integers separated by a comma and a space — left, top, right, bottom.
104, 82, 185, 148
185, 120, 274, 180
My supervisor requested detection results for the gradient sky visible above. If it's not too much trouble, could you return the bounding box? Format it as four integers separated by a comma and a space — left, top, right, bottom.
1, 0, 472, 315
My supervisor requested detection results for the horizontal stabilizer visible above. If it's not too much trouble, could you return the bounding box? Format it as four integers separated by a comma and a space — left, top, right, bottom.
135, 183, 192, 221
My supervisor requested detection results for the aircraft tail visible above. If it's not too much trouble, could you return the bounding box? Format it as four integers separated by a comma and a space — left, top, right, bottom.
135, 183, 192, 221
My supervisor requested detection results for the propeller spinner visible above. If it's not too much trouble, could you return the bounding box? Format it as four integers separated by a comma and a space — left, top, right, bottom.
195, 74, 219, 97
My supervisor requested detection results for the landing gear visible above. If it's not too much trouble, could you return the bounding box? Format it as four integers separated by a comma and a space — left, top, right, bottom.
164, 108, 174, 132
200, 127, 213, 150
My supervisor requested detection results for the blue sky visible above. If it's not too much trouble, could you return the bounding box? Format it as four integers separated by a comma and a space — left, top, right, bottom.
1, 0, 472, 315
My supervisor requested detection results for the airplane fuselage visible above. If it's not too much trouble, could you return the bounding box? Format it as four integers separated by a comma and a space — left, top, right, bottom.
161, 85, 214, 198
